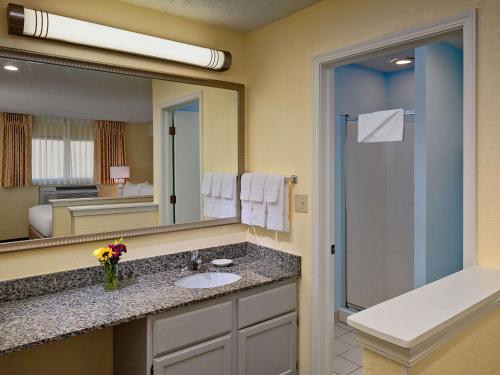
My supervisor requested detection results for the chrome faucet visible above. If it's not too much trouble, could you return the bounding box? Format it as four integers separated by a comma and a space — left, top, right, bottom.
186, 251, 202, 271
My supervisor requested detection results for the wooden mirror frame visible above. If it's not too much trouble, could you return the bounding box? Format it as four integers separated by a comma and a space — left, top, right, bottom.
0, 47, 245, 254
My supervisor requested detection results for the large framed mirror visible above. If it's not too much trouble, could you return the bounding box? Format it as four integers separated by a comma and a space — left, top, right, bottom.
0, 48, 244, 252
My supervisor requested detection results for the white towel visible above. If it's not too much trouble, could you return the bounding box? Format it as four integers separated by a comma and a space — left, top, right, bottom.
211, 173, 223, 197
240, 173, 253, 224
203, 195, 216, 218
201, 172, 214, 196
358, 108, 404, 143
264, 174, 283, 203
217, 175, 237, 218
241, 200, 252, 225
221, 173, 235, 199
250, 200, 266, 227
266, 177, 289, 232
240, 173, 253, 201
250, 173, 266, 202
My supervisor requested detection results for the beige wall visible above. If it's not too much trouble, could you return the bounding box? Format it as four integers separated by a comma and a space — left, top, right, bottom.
364, 307, 500, 375
0, 186, 38, 240
152, 80, 239, 176
0, 328, 113, 375
125, 122, 154, 184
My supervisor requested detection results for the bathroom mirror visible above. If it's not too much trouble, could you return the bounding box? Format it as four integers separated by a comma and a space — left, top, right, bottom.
0, 49, 243, 251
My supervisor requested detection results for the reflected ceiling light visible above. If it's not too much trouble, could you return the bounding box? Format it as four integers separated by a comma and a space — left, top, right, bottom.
7, 3, 231, 71
391, 57, 415, 65
3, 64, 18, 71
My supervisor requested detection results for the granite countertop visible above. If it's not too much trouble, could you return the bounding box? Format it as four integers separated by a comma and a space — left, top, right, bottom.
0, 242, 300, 356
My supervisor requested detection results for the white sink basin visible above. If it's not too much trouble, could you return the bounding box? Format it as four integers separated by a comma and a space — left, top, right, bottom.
175, 272, 241, 289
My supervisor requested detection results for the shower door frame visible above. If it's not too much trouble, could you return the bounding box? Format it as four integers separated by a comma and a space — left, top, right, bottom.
311, 10, 476, 375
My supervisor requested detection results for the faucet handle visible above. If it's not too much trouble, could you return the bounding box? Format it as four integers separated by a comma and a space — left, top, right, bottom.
190, 250, 199, 260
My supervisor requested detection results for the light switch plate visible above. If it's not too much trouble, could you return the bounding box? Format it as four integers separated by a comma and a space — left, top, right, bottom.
294, 194, 308, 213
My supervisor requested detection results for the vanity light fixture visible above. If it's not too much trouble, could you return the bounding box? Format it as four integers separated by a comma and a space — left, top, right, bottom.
3, 64, 18, 71
7, 3, 232, 71
391, 57, 415, 65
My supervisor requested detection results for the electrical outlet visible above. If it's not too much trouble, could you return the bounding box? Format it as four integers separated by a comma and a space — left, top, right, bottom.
294, 194, 308, 213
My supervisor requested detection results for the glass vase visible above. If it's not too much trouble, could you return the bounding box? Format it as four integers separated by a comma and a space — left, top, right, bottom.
103, 262, 119, 291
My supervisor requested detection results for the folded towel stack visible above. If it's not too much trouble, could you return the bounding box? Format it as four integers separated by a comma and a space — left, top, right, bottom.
240, 173, 289, 232
202, 172, 237, 219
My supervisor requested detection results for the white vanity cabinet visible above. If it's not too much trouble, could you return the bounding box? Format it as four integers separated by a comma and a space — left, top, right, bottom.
113, 281, 297, 375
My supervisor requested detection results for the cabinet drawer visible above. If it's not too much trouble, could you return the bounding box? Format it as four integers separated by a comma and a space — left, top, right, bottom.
238, 283, 296, 329
153, 301, 232, 356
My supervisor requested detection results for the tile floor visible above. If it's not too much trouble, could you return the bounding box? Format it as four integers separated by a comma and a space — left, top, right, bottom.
332, 320, 363, 375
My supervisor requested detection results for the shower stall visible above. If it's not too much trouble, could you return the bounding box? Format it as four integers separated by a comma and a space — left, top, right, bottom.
339, 112, 415, 310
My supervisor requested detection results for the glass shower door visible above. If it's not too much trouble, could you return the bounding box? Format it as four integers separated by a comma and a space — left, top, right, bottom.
345, 120, 414, 310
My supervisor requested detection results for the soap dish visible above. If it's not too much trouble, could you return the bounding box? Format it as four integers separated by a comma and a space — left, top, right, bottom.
212, 259, 233, 267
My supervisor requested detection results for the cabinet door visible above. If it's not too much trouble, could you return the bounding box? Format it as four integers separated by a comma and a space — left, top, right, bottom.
238, 312, 297, 375
153, 335, 232, 375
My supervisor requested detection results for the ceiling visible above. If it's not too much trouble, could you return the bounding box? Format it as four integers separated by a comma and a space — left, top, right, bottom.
354, 37, 463, 73
0, 58, 152, 123
121, 0, 322, 31
355, 49, 416, 73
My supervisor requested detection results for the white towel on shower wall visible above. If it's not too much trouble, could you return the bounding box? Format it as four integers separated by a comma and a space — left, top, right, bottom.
266, 176, 289, 232
358, 108, 404, 143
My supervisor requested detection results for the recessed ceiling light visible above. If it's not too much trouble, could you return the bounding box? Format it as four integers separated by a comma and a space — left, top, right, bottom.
3, 64, 18, 71
391, 57, 415, 65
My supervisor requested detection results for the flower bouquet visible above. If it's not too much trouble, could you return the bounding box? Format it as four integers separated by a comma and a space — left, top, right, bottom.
93, 238, 127, 291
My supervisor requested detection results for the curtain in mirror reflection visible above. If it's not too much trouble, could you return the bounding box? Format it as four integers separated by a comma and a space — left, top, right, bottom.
0, 113, 32, 188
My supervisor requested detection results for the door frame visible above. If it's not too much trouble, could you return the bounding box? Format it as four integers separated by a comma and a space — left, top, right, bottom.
311, 10, 476, 374
158, 91, 203, 225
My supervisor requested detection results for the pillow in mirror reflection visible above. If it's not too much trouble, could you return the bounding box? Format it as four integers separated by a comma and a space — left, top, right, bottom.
122, 182, 142, 196
139, 182, 154, 196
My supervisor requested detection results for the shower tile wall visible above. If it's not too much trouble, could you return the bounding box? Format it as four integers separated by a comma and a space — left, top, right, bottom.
346, 123, 414, 309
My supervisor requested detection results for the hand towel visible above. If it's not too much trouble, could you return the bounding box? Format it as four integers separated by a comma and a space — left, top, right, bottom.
250, 173, 266, 202
240, 173, 253, 201
358, 108, 404, 143
211, 173, 223, 197
264, 174, 283, 203
266, 177, 289, 232
201, 172, 214, 196
250, 200, 266, 227
241, 200, 252, 225
203, 195, 216, 218
240, 173, 253, 224
221, 173, 235, 199
217, 174, 237, 218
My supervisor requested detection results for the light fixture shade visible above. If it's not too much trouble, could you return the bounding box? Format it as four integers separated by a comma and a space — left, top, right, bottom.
110, 166, 130, 180
7, 3, 231, 71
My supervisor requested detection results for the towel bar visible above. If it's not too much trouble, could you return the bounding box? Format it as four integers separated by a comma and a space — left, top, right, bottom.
238, 174, 298, 184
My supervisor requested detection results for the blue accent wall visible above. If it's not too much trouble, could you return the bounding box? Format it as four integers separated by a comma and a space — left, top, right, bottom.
414, 42, 464, 286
